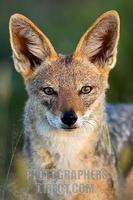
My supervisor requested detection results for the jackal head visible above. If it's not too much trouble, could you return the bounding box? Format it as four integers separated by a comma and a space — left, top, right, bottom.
9, 11, 120, 131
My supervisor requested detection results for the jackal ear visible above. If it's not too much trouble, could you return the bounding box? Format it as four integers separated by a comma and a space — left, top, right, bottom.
9, 14, 58, 78
74, 11, 120, 69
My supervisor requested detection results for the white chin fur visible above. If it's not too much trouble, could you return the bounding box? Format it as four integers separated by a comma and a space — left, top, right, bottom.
45, 111, 63, 129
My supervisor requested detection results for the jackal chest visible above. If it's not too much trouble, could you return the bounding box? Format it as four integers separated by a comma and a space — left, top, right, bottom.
28, 138, 117, 199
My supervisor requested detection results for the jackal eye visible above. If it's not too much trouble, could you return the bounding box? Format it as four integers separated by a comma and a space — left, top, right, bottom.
42, 87, 56, 95
80, 86, 92, 94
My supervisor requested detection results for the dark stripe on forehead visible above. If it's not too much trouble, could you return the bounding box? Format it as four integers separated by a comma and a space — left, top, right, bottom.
65, 54, 73, 65
59, 54, 73, 65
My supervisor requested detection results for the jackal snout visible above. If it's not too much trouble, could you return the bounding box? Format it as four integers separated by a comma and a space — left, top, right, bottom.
61, 110, 78, 127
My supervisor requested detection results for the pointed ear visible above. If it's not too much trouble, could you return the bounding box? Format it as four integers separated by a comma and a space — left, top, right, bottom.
74, 11, 120, 70
9, 14, 58, 78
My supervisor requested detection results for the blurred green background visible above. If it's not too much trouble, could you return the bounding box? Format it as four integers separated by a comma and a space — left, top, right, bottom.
0, 0, 133, 190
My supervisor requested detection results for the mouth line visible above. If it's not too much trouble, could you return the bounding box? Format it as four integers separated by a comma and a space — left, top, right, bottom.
61, 126, 78, 131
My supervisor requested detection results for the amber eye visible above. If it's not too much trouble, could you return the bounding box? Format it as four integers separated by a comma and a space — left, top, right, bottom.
43, 87, 56, 95
80, 86, 92, 94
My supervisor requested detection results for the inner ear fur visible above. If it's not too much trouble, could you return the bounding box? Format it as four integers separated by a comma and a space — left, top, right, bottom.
74, 10, 120, 69
9, 13, 58, 78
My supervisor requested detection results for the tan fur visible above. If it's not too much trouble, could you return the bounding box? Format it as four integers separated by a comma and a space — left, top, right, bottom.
9, 11, 121, 200
124, 168, 133, 200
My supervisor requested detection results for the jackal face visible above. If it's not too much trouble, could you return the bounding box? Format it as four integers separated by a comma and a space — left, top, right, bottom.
9, 11, 120, 130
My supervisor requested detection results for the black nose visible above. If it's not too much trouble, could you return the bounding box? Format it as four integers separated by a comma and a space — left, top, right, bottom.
61, 111, 78, 127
